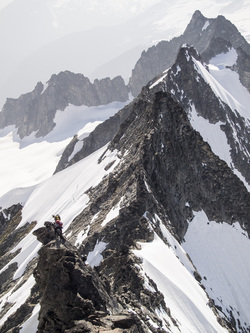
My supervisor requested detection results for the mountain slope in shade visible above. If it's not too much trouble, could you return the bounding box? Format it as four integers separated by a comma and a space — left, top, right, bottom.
148, 45, 250, 189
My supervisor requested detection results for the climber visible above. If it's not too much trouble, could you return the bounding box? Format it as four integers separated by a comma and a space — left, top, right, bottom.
52, 214, 65, 242
53, 214, 61, 222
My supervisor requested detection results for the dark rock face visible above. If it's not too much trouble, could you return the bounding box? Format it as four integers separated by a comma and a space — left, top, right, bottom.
150, 45, 250, 187
34, 244, 107, 332
33, 226, 146, 332
0, 71, 129, 138
232, 47, 250, 91
107, 89, 250, 238
0, 204, 27, 270
129, 10, 250, 96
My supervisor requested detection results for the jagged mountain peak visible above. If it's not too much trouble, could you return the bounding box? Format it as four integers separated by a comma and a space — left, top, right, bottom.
0, 70, 129, 139
129, 10, 250, 96
148, 44, 250, 188
182, 9, 209, 36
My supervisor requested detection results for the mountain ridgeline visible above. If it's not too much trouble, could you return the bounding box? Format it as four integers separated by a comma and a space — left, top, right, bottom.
0, 72, 128, 138
29, 85, 250, 333
0, 9, 250, 333
129, 9, 250, 96
0, 10, 249, 141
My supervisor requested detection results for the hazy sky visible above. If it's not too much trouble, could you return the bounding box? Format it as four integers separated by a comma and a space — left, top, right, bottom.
0, 0, 13, 10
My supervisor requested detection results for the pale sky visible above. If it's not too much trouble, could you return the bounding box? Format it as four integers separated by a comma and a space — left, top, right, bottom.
0, 0, 13, 10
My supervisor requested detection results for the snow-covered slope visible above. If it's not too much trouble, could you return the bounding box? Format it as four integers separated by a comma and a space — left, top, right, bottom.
0, 100, 127, 198
0, 143, 121, 331
183, 211, 250, 332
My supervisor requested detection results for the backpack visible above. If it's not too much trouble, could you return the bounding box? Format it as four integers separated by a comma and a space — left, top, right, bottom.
56, 220, 63, 227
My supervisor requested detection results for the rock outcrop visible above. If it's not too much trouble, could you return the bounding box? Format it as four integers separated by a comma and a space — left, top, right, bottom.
33, 225, 149, 332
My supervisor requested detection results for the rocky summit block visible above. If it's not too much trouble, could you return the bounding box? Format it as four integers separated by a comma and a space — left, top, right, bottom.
33, 225, 146, 332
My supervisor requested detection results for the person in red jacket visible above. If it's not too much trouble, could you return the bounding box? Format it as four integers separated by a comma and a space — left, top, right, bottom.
52, 214, 65, 241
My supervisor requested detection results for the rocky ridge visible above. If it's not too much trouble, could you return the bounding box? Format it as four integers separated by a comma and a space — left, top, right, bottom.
2, 78, 247, 332
54, 12, 250, 176
30, 87, 248, 332
62, 89, 250, 331
56, 45, 250, 192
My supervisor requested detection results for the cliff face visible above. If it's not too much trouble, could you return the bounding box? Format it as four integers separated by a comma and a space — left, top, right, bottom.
153, 45, 250, 186
0, 71, 129, 138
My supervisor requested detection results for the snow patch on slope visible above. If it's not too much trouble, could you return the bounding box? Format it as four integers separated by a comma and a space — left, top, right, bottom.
101, 197, 123, 227
0, 275, 36, 328
183, 210, 250, 332
86, 240, 107, 267
193, 51, 250, 121
20, 304, 40, 333
133, 233, 228, 333
190, 105, 231, 163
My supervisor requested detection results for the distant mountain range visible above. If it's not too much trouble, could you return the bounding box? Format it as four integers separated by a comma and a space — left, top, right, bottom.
0, 0, 249, 108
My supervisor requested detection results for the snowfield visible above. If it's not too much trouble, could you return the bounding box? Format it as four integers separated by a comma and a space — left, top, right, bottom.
134, 232, 228, 333
183, 211, 250, 332
0, 101, 128, 199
